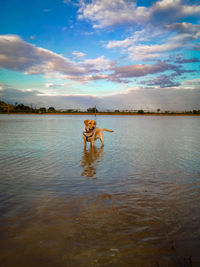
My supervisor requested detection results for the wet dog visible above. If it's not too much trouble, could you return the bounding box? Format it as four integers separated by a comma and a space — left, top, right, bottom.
83, 119, 114, 147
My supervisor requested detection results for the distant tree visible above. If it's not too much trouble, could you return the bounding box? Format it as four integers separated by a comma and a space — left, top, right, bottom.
193, 110, 197, 114
87, 107, 98, 113
48, 107, 56, 112
114, 110, 120, 113
0, 101, 8, 112
39, 107, 46, 113
157, 108, 160, 113
15, 103, 32, 112
138, 110, 144, 114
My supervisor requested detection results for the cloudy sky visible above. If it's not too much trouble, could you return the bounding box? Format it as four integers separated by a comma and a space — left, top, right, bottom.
0, 0, 200, 111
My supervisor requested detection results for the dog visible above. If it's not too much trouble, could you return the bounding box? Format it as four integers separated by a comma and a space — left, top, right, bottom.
83, 119, 114, 147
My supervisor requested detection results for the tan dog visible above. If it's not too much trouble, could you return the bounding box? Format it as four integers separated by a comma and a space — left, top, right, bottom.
83, 119, 114, 147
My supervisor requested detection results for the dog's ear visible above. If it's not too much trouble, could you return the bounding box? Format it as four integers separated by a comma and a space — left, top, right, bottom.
91, 120, 96, 126
84, 120, 89, 125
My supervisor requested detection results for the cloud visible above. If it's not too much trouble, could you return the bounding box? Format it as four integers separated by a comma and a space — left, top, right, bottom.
0, 35, 114, 83
165, 22, 200, 35
69, 60, 185, 84
0, 35, 85, 76
128, 34, 198, 60
150, 0, 200, 23
141, 74, 180, 88
174, 56, 200, 64
106, 25, 200, 60
0, 83, 43, 104
78, 0, 146, 28
72, 51, 86, 58
106, 29, 148, 49
180, 78, 200, 90
128, 41, 180, 61
82, 56, 115, 72
111, 61, 183, 80
102, 87, 200, 111
29, 35, 36, 40
78, 0, 200, 28
0, 34, 197, 87
44, 82, 72, 89
0, 83, 98, 108
1, 82, 200, 111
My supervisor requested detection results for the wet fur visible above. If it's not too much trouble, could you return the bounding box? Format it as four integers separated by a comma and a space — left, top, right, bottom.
83, 119, 114, 147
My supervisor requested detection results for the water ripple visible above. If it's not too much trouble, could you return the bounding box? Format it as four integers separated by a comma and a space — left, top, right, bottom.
0, 115, 200, 266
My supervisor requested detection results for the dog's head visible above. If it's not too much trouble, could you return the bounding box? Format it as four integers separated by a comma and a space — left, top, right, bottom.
84, 119, 96, 132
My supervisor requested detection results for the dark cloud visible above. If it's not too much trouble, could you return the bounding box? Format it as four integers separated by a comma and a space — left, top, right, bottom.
0, 84, 43, 105
174, 56, 200, 64
141, 75, 180, 88
150, 2, 200, 25
1, 82, 200, 111
0, 35, 85, 76
111, 61, 183, 80
0, 35, 117, 83
165, 22, 200, 34
83, 61, 188, 83
0, 83, 98, 109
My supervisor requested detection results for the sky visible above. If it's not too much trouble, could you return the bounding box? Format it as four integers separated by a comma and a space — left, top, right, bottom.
0, 0, 200, 111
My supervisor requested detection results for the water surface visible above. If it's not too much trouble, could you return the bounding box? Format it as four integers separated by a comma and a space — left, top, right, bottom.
0, 115, 200, 266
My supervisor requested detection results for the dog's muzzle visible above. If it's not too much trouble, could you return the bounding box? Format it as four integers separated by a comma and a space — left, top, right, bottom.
83, 127, 95, 141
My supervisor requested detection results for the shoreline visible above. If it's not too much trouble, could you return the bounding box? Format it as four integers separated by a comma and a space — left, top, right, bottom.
1, 112, 200, 116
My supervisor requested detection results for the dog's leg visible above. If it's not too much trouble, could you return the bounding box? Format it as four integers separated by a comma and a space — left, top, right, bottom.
91, 140, 95, 147
83, 137, 87, 148
100, 137, 104, 146
100, 133, 104, 146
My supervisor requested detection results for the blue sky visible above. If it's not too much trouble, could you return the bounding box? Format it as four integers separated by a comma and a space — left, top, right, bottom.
0, 0, 200, 111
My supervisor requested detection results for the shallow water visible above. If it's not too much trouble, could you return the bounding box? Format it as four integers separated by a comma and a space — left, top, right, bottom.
0, 114, 200, 266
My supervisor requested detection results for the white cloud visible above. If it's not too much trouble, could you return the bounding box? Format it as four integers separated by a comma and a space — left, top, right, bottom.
0, 35, 114, 83
180, 78, 200, 90
78, 0, 200, 28
106, 25, 200, 60
45, 83, 55, 88
82, 56, 115, 71
78, 0, 148, 28
128, 39, 180, 61
106, 29, 148, 49
72, 51, 86, 58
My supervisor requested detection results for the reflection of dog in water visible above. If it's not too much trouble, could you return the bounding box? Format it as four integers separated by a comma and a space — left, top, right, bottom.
81, 146, 104, 178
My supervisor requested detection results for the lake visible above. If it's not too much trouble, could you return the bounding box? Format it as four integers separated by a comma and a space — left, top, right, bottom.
0, 114, 200, 266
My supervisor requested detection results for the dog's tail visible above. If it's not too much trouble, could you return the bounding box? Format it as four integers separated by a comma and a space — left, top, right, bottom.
102, 128, 114, 133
